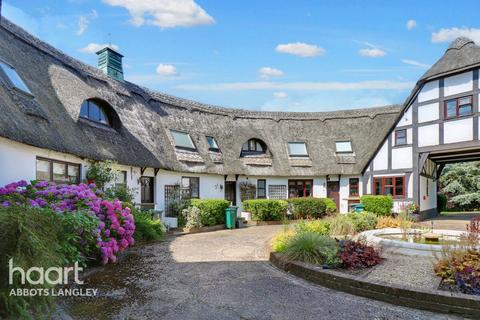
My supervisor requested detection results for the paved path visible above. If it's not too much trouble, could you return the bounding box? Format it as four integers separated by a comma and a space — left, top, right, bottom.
62, 225, 459, 320
417, 212, 480, 231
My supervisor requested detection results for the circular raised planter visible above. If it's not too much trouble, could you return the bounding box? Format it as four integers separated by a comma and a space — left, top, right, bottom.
359, 228, 466, 257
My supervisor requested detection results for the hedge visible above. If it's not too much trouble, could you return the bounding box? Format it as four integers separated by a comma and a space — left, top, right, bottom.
243, 199, 288, 221
360, 195, 393, 216
288, 197, 336, 219
188, 199, 230, 226
437, 193, 447, 212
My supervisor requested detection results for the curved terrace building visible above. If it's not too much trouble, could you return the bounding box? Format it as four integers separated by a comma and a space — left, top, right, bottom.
0, 18, 479, 226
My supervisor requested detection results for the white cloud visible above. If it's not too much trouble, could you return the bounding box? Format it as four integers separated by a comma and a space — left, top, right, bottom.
156, 64, 178, 76
176, 80, 414, 91
401, 59, 431, 69
79, 43, 119, 54
275, 42, 325, 57
273, 92, 288, 99
406, 19, 416, 30
359, 47, 386, 57
258, 67, 284, 80
77, 10, 98, 35
103, 0, 214, 29
432, 27, 480, 43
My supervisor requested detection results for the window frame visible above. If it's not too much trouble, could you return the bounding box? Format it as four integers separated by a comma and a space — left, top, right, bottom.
171, 130, 197, 151
241, 138, 267, 156
349, 178, 359, 197
288, 179, 313, 198
287, 142, 309, 157
444, 95, 473, 119
373, 176, 405, 198
79, 100, 111, 126
335, 140, 353, 153
206, 136, 220, 152
181, 176, 200, 198
0, 59, 32, 95
257, 179, 266, 199
394, 129, 407, 146
36, 157, 81, 184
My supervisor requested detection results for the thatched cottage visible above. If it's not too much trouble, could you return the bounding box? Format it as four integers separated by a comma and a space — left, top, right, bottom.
0, 18, 479, 226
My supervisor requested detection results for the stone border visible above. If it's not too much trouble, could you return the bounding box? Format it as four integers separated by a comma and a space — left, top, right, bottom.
270, 252, 480, 318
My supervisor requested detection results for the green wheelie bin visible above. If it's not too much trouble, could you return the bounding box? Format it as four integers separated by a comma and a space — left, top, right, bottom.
225, 206, 238, 229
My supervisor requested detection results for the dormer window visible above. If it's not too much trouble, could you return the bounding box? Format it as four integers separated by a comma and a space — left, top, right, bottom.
0, 60, 31, 94
335, 141, 352, 153
171, 130, 196, 151
206, 136, 220, 152
80, 100, 110, 126
241, 138, 267, 156
288, 142, 308, 157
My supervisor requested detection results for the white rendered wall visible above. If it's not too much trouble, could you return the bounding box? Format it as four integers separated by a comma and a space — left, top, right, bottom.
373, 140, 388, 171
418, 80, 439, 103
419, 176, 437, 211
418, 102, 439, 123
391, 147, 412, 169
397, 106, 412, 126
444, 118, 473, 144
418, 124, 439, 147
444, 71, 473, 97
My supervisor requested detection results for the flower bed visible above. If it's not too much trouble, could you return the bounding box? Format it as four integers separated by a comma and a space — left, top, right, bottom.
0, 180, 135, 264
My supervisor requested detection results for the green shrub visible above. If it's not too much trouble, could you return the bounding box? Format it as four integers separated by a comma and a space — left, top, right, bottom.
105, 184, 136, 203
56, 210, 100, 267
347, 211, 378, 233
283, 232, 341, 266
437, 192, 447, 212
360, 195, 393, 216
329, 215, 356, 237
133, 210, 165, 242
288, 197, 326, 219
243, 199, 288, 221
271, 230, 295, 253
188, 199, 230, 226
0, 206, 64, 319
323, 198, 337, 214
295, 219, 331, 236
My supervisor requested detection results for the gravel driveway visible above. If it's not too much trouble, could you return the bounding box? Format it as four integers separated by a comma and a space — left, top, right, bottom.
61, 225, 459, 319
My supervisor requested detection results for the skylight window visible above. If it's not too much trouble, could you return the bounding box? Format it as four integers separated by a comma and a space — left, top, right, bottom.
288, 142, 308, 157
206, 136, 220, 151
335, 141, 353, 153
171, 130, 196, 150
0, 60, 31, 94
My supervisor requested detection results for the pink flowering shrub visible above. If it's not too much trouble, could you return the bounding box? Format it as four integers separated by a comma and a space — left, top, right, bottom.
0, 180, 135, 264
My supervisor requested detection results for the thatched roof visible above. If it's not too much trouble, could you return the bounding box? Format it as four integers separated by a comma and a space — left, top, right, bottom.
0, 18, 402, 176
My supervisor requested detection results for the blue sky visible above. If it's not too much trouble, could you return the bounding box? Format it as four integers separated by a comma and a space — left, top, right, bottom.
4, 0, 480, 112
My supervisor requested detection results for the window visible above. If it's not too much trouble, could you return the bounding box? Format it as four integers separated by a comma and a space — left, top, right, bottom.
373, 176, 405, 198
288, 142, 308, 157
80, 100, 110, 125
241, 138, 267, 155
36, 158, 80, 184
0, 60, 31, 94
257, 179, 266, 199
206, 136, 220, 152
115, 170, 127, 187
444, 95, 473, 119
171, 130, 196, 150
181, 176, 200, 198
395, 129, 407, 146
335, 141, 352, 153
288, 180, 313, 198
349, 178, 359, 196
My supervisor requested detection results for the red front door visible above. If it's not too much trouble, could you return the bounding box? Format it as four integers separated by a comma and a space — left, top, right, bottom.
327, 181, 340, 212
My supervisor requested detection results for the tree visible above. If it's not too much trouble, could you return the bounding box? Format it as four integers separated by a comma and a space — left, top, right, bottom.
439, 162, 480, 211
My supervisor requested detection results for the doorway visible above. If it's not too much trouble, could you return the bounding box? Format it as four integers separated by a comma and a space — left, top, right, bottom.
327, 181, 340, 212
225, 181, 236, 205
140, 176, 154, 209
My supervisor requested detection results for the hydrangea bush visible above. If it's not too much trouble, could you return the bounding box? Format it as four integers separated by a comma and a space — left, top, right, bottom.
0, 180, 135, 264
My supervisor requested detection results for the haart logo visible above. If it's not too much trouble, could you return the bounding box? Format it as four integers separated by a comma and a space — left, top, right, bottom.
9, 258, 84, 285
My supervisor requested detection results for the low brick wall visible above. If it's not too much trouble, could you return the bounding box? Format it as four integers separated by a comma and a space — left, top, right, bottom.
270, 252, 480, 318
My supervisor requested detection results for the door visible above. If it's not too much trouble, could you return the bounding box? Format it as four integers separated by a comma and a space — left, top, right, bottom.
327, 181, 340, 212
140, 176, 154, 209
225, 181, 236, 205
